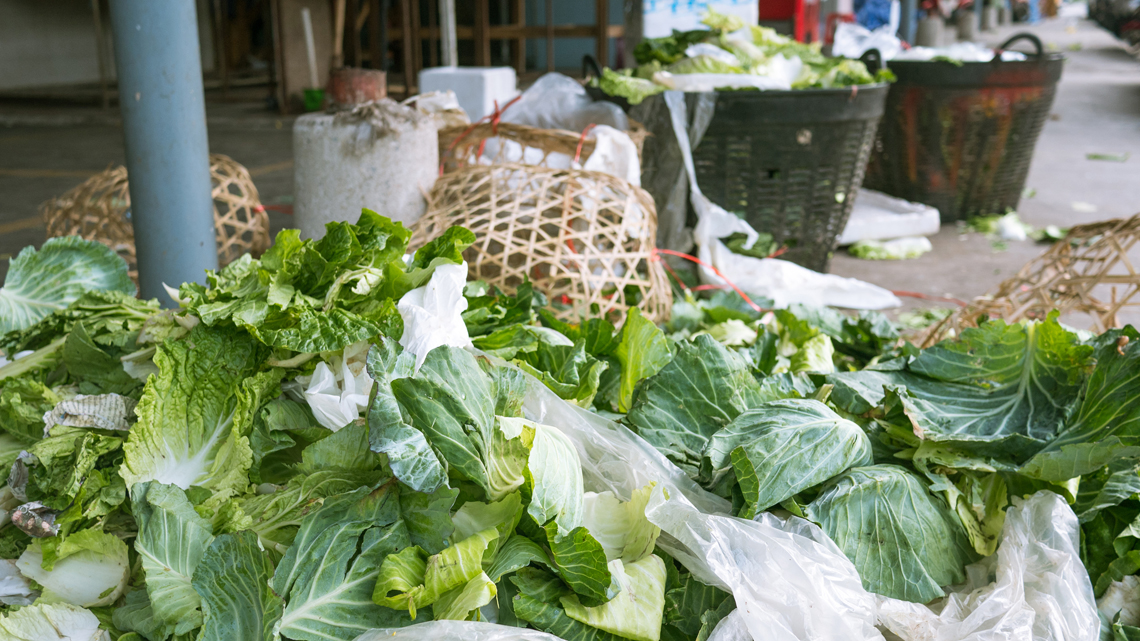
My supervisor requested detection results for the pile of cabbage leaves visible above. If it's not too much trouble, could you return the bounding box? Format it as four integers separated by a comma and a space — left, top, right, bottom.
1, 212, 1139, 640
595, 9, 895, 105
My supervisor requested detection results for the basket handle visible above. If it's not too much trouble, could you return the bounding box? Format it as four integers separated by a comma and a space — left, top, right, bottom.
997, 32, 1045, 57
860, 48, 885, 74
582, 54, 603, 81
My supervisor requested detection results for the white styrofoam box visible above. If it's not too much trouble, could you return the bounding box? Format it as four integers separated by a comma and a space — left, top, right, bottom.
418, 66, 518, 122
838, 189, 942, 245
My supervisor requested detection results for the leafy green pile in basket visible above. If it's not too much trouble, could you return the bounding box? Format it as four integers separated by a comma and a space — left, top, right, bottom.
4, 212, 1140, 640
595, 9, 894, 105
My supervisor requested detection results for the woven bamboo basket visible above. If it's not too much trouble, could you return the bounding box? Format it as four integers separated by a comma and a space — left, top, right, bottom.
41, 154, 270, 280
438, 121, 648, 175
411, 162, 672, 324
917, 213, 1140, 347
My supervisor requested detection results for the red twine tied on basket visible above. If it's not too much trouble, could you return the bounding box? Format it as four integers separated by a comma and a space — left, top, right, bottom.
440, 94, 524, 176
572, 124, 597, 165
652, 248, 765, 313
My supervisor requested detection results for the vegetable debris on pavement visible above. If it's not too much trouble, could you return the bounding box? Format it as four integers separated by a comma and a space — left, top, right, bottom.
0, 212, 1136, 640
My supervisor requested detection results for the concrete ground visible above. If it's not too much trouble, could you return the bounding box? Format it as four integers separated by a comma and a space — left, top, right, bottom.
0, 10, 1137, 324
830, 11, 1140, 320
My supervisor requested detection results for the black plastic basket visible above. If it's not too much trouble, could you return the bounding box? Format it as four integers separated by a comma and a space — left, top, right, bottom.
691, 84, 889, 272
863, 34, 1064, 223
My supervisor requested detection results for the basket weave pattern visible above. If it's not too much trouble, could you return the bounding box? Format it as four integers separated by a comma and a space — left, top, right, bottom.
42, 154, 270, 279
438, 121, 647, 175
919, 214, 1140, 346
693, 107, 881, 272
865, 84, 1057, 222
411, 163, 671, 323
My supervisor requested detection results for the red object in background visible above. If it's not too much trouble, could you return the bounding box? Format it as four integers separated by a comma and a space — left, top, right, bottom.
759, 0, 822, 43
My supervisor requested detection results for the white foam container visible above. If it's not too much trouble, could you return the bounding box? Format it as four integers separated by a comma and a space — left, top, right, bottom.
419, 66, 518, 121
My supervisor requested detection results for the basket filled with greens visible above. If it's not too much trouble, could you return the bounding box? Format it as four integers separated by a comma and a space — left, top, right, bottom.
591, 10, 894, 271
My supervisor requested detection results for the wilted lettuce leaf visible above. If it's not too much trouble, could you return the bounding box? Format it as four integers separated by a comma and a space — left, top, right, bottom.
0, 602, 108, 641
0, 290, 158, 357
192, 530, 282, 641
516, 342, 609, 408
113, 589, 180, 641
433, 571, 497, 621
1075, 460, 1140, 523
121, 325, 271, 496
705, 399, 872, 517
16, 528, 129, 607
829, 315, 1093, 462
248, 397, 330, 484
390, 346, 528, 500
614, 308, 673, 413
806, 465, 975, 603
180, 210, 471, 355
627, 334, 763, 480
512, 567, 624, 641
462, 280, 547, 338
561, 555, 667, 641
365, 336, 446, 494
1027, 327, 1140, 480
0, 377, 63, 444
25, 426, 121, 512
131, 482, 216, 635
580, 484, 660, 563
272, 484, 416, 640
0, 236, 134, 336
373, 527, 498, 617
238, 470, 383, 555
599, 69, 664, 105
400, 483, 460, 555
663, 573, 733, 639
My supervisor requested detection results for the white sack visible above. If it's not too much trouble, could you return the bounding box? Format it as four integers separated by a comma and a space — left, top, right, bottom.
398, 262, 473, 371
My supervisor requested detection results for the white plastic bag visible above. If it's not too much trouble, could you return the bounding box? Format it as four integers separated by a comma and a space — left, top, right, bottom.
832, 22, 904, 60
355, 621, 565, 641
663, 91, 901, 310
501, 72, 629, 133
652, 69, 794, 92
397, 262, 473, 372
876, 491, 1100, 641
580, 124, 642, 186
894, 42, 1027, 62
290, 340, 373, 431
522, 376, 885, 641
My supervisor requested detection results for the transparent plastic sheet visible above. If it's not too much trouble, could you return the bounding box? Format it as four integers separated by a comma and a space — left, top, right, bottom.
876, 491, 1100, 641
354, 620, 566, 641
522, 377, 885, 641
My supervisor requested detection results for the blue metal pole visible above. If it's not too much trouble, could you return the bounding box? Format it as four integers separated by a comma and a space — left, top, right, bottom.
108, 0, 217, 306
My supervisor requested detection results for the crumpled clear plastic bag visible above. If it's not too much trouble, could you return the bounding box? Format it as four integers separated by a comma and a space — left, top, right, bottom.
522, 377, 884, 641
876, 491, 1100, 641
354, 620, 565, 641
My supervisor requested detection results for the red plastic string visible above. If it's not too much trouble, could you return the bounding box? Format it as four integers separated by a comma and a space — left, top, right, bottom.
573, 124, 597, 165
254, 204, 293, 215
439, 94, 523, 175
652, 248, 764, 313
